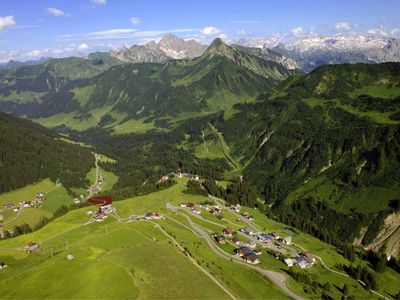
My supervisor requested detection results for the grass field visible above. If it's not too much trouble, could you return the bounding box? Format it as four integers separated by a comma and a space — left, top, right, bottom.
0, 178, 398, 299
0, 179, 78, 230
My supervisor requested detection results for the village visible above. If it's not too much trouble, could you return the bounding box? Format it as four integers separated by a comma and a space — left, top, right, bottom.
177, 199, 317, 270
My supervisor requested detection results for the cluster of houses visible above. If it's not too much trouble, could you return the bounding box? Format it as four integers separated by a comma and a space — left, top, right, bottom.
18, 192, 45, 208
160, 172, 200, 183
284, 252, 316, 269
144, 212, 164, 220
180, 202, 202, 215
212, 227, 262, 265
230, 204, 254, 221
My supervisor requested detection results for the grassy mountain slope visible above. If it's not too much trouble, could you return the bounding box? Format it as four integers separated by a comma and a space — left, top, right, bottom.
0, 39, 298, 133
213, 62, 400, 256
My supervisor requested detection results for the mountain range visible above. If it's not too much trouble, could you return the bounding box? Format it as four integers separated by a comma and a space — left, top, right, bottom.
0, 34, 399, 260
236, 35, 400, 71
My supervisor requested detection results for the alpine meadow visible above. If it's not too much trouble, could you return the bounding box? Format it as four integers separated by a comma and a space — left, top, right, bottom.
0, 1, 400, 299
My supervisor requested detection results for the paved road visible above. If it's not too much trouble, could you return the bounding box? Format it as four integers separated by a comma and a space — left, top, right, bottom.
166, 203, 304, 300
208, 196, 390, 300
87, 153, 101, 200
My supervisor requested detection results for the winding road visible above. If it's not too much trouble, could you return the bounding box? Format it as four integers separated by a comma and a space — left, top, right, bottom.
166, 203, 304, 300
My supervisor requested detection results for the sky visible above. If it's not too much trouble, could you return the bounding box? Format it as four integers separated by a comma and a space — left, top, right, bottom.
0, 0, 400, 62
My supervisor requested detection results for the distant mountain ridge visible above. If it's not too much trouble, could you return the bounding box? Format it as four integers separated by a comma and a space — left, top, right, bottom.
234, 35, 400, 72
110, 34, 207, 63
0, 38, 299, 132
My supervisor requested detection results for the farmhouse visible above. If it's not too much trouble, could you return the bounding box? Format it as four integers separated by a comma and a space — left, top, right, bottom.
284, 258, 294, 267
271, 232, 280, 239
243, 252, 260, 264
20, 201, 32, 208
239, 227, 253, 235
160, 175, 169, 182
192, 207, 202, 215
300, 252, 316, 265
144, 212, 163, 220
223, 227, 235, 237
214, 235, 226, 244
231, 204, 241, 212
235, 246, 252, 257
282, 236, 292, 245
0, 262, 7, 269
256, 233, 272, 243
25, 242, 39, 252
3, 203, 14, 209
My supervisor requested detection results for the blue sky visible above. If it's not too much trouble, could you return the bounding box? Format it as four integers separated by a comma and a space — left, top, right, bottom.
0, 0, 399, 62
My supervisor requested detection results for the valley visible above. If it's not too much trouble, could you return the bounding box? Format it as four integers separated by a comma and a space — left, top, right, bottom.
0, 10, 400, 297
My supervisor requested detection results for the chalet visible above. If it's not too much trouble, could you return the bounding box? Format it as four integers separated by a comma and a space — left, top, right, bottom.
20, 201, 32, 208
248, 216, 254, 221
0, 262, 7, 269
235, 246, 252, 257
231, 204, 241, 212
74, 198, 81, 204
284, 258, 294, 267
295, 258, 310, 269
240, 211, 250, 218
144, 212, 163, 220
25, 242, 39, 252
160, 175, 169, 182
3, 203, 14, 209
192, 207, 202, 215
186, 202, 195, 209
193, 175, 200, 181
282, 236, 292, 245
300, 252, 316, 265
255, 233, 272, 243
243, 252, 260, 264
245, 241, 257, 249
239, 227, 253, 235
223, 227, 235, 237
271, 232, 280, 239
232, 237, 240, 245
214, 235, 226, 244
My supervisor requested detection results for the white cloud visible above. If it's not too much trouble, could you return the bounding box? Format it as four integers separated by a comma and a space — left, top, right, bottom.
57, 28, 198, 41
92, 0, 107, 6
335, 22, 351, 31
201, 26, 222, 36
291, 26, 304, 37
47, 8, 68, 17
130, 17, 141, 26
217, 33, 228, 40
0, 16, 16, 31
78, 43, 89, 51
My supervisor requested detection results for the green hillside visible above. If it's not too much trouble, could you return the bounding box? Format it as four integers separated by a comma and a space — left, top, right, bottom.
0, 111, 93, 193
1, 178, 397, 299
0, 39, 298, 132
